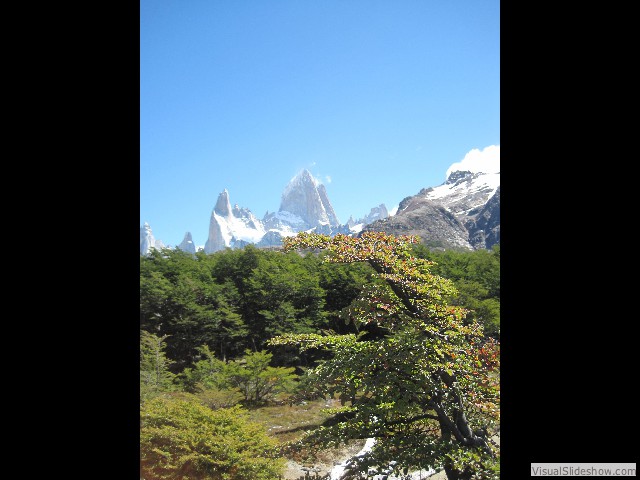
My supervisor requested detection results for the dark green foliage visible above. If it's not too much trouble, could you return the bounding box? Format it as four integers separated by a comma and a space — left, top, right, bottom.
317, 255, 373, 334
140, 248, 248, 370
140, 240, 500, 479
140, 245, 366, 369
239, 247, 326, 350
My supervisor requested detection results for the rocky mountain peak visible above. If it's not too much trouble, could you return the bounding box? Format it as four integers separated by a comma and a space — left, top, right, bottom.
360, 204, 389, 224
140, 222, 156, 255
364, 170, 500, 250
446, 170, 476, 185
214, 189, 232, 217
279, 169, 339, 228
177, 231, 196, 254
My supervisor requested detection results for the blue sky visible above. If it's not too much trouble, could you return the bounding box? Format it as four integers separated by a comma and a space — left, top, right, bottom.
141, 0, 500, 248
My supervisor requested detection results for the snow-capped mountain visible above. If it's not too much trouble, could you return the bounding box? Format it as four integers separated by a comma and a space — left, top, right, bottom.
141, 165, 499, 256
466, 185, 500, 249
360, 204, 389, 225
204, 189, 267, 253
263, 169, 340, 234
204, 170, 355, 253
423, 170, 500, 216
362, 170, 500, 250
142, 170, 388, 255
279, 168, 340, 228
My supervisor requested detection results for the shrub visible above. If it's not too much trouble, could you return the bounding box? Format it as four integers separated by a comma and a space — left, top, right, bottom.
140, 395, 285, 480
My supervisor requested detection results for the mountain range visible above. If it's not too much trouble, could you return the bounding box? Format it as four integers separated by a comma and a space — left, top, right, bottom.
140, 167, 499, 255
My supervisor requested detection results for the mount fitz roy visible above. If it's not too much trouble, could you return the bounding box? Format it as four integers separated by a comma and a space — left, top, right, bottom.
140, 167, 500, 255
204, 169, 351, 253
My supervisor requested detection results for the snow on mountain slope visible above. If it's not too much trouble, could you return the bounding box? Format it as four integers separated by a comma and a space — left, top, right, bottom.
203, 170, 351, 253
204, 190, 267, 253
214, 211, 266, 244
422, 171, 500, 216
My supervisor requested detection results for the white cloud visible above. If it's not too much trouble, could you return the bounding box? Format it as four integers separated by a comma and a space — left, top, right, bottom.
446, 145, 500, 178
325, 175, 332, 184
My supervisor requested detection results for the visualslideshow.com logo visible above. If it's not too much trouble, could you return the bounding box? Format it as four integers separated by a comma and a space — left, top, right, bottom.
531, 463, 636, 477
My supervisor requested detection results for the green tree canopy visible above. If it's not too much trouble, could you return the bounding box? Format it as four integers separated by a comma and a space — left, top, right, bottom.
140, 248, 248, 368
140, 245, 348, 369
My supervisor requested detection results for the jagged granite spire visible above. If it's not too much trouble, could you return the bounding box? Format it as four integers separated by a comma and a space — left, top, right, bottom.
177, 231, 196, 254
214, 189, 232, 217
358, 204, 389, 225
205, 192, 230, 253
317, 183, 340, 226
205, 189, 266, 253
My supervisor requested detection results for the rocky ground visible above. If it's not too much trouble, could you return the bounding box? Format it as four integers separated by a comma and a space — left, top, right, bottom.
281, 432, 499, 480
281, 440, 366, 479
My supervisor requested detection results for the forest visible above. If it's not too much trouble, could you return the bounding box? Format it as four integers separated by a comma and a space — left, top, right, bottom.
140, 232, 500, 480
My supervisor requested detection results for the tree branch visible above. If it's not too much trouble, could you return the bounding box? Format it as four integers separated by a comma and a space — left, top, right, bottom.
383, 413, 440, 427
368, 260, 422, 316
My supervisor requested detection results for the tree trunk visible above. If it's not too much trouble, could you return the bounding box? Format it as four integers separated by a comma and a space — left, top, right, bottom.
437, 405, 492, 480
444, 464, 473, 480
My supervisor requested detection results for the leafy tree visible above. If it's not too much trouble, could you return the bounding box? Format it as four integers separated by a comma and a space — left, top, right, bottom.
140, 330, 176, 401
179, 344, 229, 392
140, 396, 285, 480
181, 346, 297, 405
223, 349, 297, 404
269, 232, 500, 480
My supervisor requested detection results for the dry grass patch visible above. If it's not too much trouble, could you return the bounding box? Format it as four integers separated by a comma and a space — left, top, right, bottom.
246, 397, 336, 443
